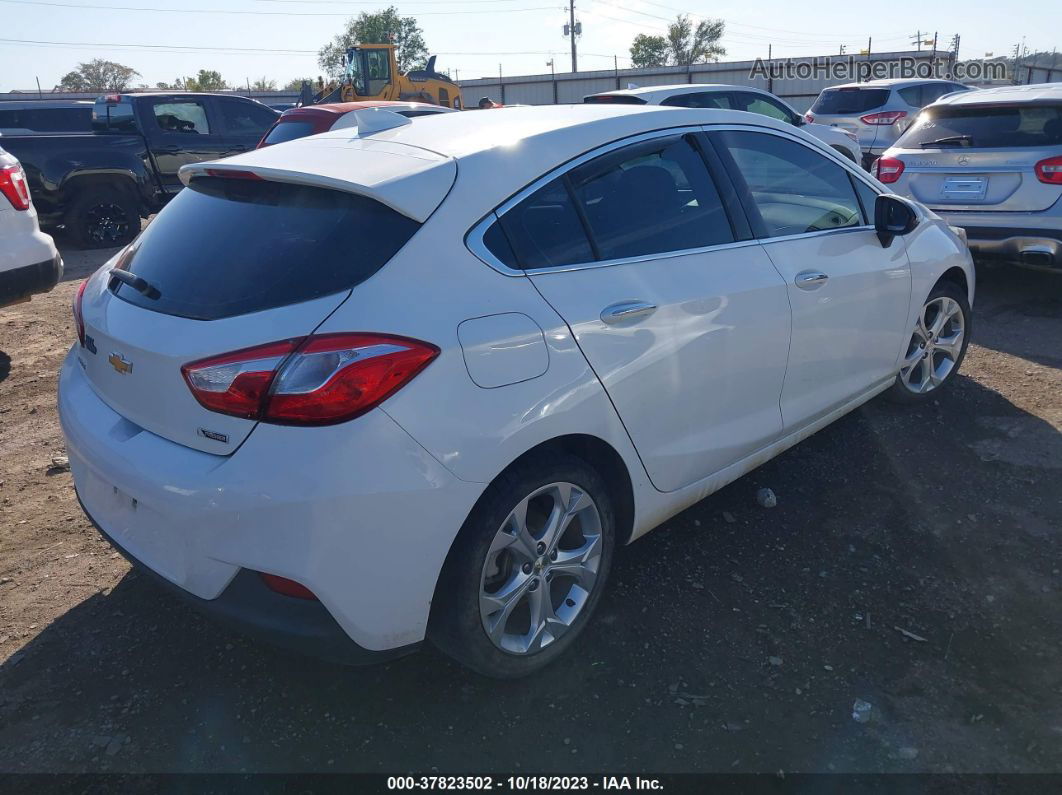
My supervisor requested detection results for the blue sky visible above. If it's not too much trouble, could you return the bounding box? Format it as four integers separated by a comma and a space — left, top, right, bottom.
0, 0, 1050, 91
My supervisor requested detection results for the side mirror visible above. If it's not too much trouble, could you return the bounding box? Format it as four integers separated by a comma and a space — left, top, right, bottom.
875, 194, 919, 247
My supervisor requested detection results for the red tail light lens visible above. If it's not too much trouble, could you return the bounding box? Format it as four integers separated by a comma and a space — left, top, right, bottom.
0, 163, 31, 210
73, 279, 88, 345
182, 333, 439, 425
1034, 155, 1062, 185
875, 157, 905, 184
860, 110, 907, 125
258, 572, 317, 600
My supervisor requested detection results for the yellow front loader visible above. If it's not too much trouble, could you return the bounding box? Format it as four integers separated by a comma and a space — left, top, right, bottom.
316, 44, 463, 109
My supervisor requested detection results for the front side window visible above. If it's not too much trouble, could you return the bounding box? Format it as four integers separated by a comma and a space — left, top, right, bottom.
733, 93, 795, 124
153, 101, 210, 134
365, 50, 392, 95
719, 130, 863, 237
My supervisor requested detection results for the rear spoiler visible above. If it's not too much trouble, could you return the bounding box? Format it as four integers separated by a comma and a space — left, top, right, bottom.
178, 135, 455, 222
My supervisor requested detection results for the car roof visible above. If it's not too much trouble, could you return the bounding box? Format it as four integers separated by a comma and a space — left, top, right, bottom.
931, 82, 1062, 107
278, 101, 447, 120
823, 78, 964, 90
189, 104, 806, 222
588, 83, 768, 101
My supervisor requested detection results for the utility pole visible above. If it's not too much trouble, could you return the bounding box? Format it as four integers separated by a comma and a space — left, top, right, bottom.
931, 31, 938, 57
839, 44, 846, 56
767, 44, 773, 93
567, 1, 578, 73
912, 30, 923, 52
547, 59, 557, 104
614, 54, 620, 90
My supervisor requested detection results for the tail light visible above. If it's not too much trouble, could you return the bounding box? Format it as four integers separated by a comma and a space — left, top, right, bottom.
182, 333, 439, 426
1034, 155, 1062, 185
875, 157, 905, 184
73, 279, 88, 345
860, 110, 907, 125
0, 163, 31, 210
259, 572, 317, 600
804, 112, 815, 123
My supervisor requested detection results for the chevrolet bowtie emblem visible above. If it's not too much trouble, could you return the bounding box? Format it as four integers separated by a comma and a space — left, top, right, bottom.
108, 352, 133, 375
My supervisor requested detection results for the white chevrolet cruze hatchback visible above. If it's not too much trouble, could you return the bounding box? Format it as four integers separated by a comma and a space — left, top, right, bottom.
60, 105, 974, 677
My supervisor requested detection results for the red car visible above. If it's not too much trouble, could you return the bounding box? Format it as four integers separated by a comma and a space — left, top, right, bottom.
257, 100, 454, 148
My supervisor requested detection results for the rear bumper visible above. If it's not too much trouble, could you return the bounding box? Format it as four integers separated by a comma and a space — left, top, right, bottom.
58, 346, 484, 654
79, 491, 419, 665
935, 217, 1062, 271
0, 253, 63, 307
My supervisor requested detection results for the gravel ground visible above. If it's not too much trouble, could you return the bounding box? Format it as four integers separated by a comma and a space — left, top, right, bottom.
0, 238, 1060, 774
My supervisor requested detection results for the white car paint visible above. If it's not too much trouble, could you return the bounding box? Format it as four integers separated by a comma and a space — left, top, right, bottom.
585, 83, 863, 165
0, 146, 61, 308
58, 105, 974, 663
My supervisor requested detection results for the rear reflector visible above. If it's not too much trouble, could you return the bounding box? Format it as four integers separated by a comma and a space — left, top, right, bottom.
259, 572, 318, 600
1034, 155, 1062, 185
182, 333, 439, 425
875, 157, 905, 184
860, 110, 907, 125
0, 163, 31, 210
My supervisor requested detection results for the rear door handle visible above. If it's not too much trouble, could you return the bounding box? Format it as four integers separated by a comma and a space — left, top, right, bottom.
795, 270, 829, 290
600, 301, 657, 325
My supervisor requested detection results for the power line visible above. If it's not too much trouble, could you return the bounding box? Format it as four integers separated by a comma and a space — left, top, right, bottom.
0, 0, 557, 15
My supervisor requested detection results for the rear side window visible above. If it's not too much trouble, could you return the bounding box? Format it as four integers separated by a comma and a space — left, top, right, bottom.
218, 101, 277, 135
660, 92, 730, 109
500, 178, 594, 269
92, 100, 136, 133
895, 104, 1062, 149
811, 88, 890, 114
719, 130, 864, 237
112, 177, 419, 320
568, 135, 733, 260
897, 86, 924, 107
262, 120, 317, 145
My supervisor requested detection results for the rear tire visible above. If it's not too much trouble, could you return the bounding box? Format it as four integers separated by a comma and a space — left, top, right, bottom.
429, 452, 615, 678
65, 185, 140, 249
886, 280, 971, 404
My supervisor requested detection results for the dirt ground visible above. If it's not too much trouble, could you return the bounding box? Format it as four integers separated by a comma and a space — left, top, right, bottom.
0, 237, 1059, 774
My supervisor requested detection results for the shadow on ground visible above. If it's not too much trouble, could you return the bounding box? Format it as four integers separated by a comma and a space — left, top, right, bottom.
1, 372, 1059, 774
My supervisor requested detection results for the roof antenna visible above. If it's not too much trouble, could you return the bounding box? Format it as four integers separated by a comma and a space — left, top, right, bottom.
331, 108, 412, 135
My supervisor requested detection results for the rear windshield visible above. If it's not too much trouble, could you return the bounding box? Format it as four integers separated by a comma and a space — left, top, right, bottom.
811, 88, 890, 114
112, 177, 419, 320
583, 95, 647, 105
262, 120, 318, 145
895, 103, 1062, 149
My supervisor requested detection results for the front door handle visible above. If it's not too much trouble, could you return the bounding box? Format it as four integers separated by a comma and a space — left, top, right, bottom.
600, 300, 657, 325
795, 270, 829, 290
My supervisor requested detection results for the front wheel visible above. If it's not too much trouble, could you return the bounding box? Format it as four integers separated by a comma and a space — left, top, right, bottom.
886, 280, 971, 403
429, 453, 615, 678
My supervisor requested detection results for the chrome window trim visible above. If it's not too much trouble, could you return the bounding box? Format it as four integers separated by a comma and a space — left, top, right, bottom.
465, 121, 882, 277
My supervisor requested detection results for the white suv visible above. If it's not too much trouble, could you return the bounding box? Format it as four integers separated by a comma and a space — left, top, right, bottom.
60, 106, 973, 677
585, 84, 862, 165
0, 145, 61, 308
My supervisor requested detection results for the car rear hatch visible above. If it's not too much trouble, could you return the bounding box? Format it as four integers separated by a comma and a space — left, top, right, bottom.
890, 102, 1062, 212
76, 138, 455, 455
807, 87, 893, 148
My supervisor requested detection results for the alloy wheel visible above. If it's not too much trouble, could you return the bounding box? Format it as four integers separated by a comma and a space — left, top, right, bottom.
479, 481, 603, 655
899, 295, 966, 394
86, 202, 132, 245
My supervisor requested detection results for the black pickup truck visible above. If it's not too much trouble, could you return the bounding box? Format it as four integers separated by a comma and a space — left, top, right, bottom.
0, 93, 277, 247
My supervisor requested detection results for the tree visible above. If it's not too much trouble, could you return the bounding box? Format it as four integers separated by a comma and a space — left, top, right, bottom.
250, 77, 277, 91
630, 34, 670, 68
56, 59, 140, 92
283, 77, 315, 92
666, 15, 726, 67
181, 70, 229, 92
318, 6, 428, 78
